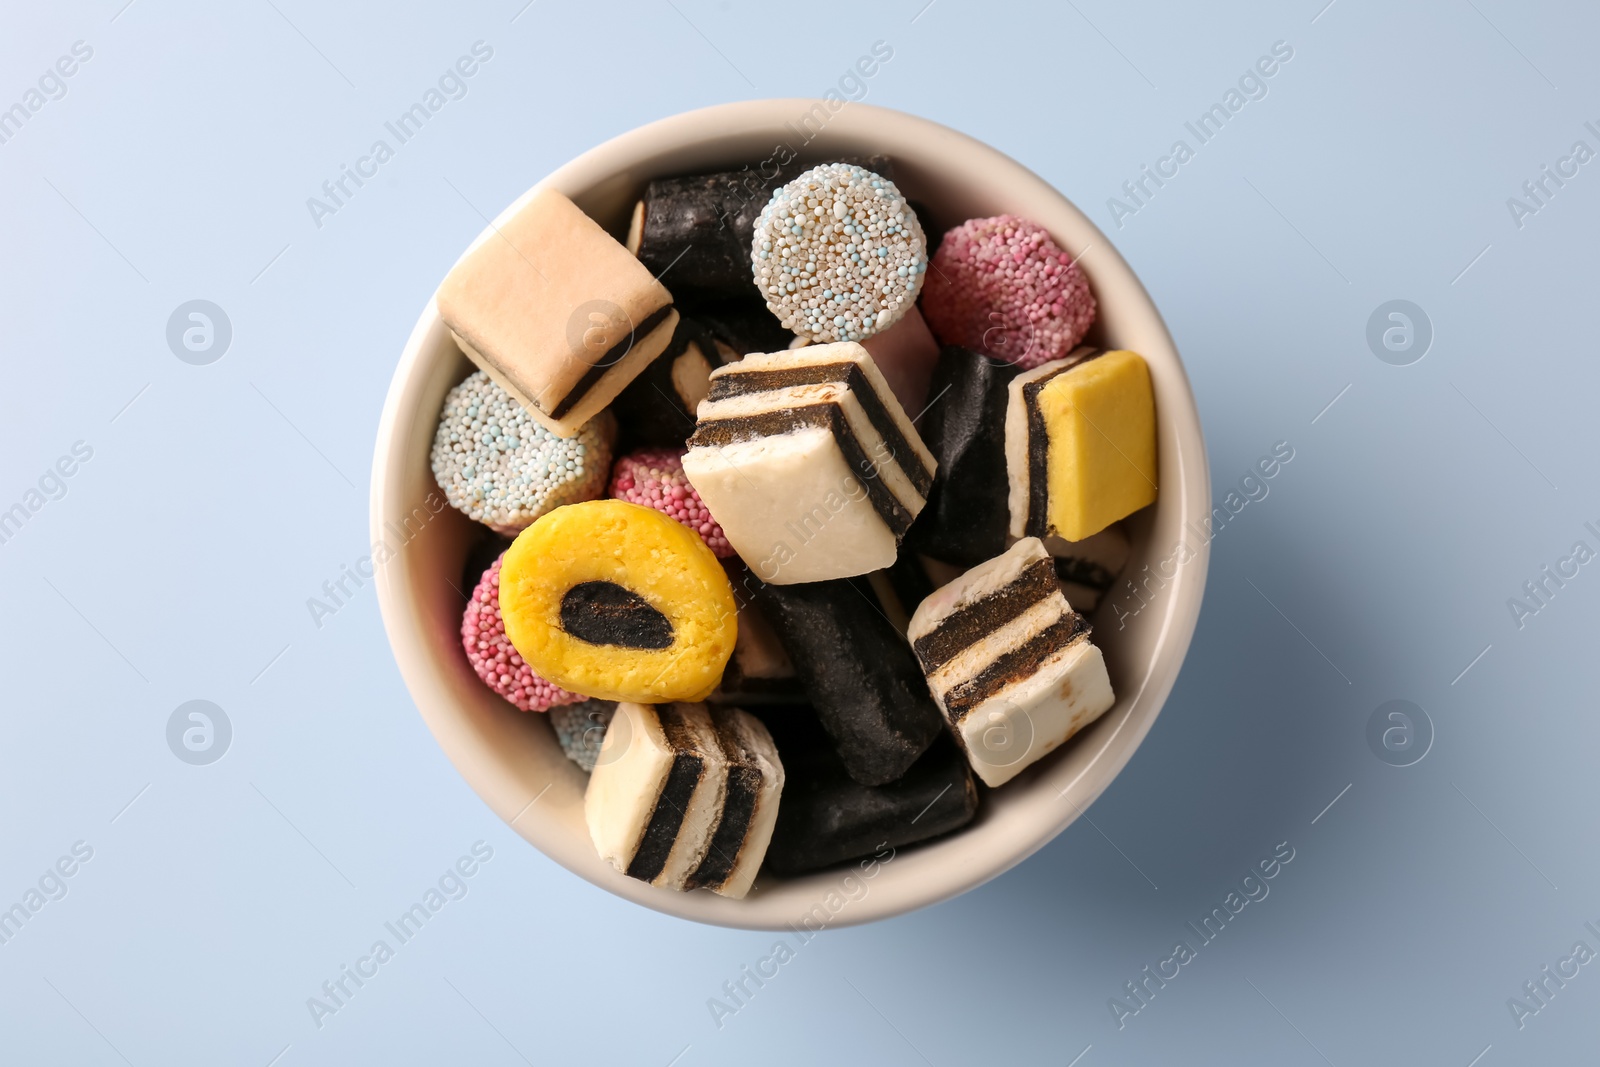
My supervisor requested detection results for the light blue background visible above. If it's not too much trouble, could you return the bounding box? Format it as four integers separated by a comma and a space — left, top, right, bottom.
2, 1, 1596, 1063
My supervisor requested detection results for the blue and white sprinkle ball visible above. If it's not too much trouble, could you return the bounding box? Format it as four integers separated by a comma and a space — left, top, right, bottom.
549, 700, 616, 772
751, 162, 928, 344
431, 370, 615, 535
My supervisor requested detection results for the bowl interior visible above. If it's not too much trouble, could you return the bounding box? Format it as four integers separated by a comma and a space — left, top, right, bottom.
371, 100, 1210, 929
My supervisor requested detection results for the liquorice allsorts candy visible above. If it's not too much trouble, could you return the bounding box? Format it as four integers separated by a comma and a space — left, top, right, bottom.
920, 214, 1096, 369
751, 576, 944, 786
751, 162, 928, 343
907, 345, 1021, 566
908, 537, 1115, 787
626, 156, 893, 302
437, 188, 679, 438
432, 370, 615, 534
461, 553, 582, 712
1006, 347, 1157, 543
858, 552, 939, 636
498, 500, 737, 704
585, 702, 783, 898
758, 710, 977, 876
682, 342, 937, 584
608, 448, 732, 558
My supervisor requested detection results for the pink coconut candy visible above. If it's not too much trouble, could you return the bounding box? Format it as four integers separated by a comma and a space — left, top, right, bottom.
461, 554, 582, 712
608, 448, 734, 558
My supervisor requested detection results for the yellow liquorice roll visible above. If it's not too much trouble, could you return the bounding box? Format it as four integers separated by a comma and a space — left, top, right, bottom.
1005, 348, 1157, 543
499, 500, 738, 703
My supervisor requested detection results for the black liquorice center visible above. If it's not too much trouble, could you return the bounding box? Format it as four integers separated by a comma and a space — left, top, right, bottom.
560, 581, 675, 650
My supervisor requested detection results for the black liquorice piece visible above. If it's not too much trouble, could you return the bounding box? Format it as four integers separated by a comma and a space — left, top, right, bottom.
907, 345, 1022, 566
692, 299, 796, 358
758, 710, 977, 876
750, 576, 943, 786
627, 156, 893, 301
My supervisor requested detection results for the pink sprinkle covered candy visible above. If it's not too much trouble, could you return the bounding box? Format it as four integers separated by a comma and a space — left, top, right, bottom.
608, 448, 733, 557
920, 215, 1096, 370
462, 553, 582, 712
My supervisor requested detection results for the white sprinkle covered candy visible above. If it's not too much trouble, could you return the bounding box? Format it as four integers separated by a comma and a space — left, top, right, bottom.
431, 370, 615, 535
751, 163, 928, 343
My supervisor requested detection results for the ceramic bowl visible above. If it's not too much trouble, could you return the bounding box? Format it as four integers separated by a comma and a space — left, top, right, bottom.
371, 100, 1209, 929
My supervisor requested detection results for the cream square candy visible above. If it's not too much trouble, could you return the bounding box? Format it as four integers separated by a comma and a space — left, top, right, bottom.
585, 702, 727, 891
907, 537, 1115, 787
681, 342, 936, 584
437, 188, 678, 437
585, 703, 784, 897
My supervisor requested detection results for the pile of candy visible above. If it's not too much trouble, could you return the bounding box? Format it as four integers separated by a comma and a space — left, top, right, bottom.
430, 157, 1158, 899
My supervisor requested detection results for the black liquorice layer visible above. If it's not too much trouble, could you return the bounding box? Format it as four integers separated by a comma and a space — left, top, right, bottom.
1023, 349, 1106, 538
707, 361, 850, 402
688, 764, 760, 890
941, 612, 1092, 724
626, 707, 702, 883
560, 581, 674, 650
689, 404, 914, 537
885, 550, 937, 625
912, 559, 1059, 673
708, 361, 934, 497
549, 303, 675, 420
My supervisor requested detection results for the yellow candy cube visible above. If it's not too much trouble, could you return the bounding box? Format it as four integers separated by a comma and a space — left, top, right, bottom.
1006, 348, 1158, 543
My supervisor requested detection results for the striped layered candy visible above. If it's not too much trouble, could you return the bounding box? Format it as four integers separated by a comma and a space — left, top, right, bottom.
907, 537, 1115, 787
585, 702, 783, 898
681, 342, 937, 584
688, 707, 785, 898
1005, 347, 1157, 543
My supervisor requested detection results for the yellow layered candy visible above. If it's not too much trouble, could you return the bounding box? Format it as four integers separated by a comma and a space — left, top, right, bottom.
1009, 349, 1157, 543
500, 500, 737, 703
